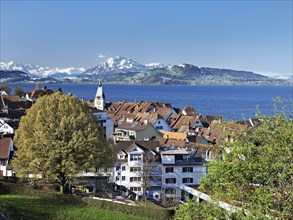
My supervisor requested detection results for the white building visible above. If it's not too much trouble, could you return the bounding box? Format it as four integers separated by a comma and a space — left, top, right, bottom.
91, 81, 113, 141
92, 109, 114, 141
160, 148, 207, 200
111, 141, 208, 201
0, 119, 14, 135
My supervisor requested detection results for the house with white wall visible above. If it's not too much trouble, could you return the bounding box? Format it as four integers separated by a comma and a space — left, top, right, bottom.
160, 148, 207, 200
114, 120, 162, 142
111, 140, 208, 202
91, 109, 114, 141
0, 119, 14, 135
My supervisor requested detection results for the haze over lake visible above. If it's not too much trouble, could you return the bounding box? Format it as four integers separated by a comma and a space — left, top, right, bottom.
8, 84, 292, 121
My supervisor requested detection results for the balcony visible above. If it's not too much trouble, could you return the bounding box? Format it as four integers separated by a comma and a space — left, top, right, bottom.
148, 179, 162, 186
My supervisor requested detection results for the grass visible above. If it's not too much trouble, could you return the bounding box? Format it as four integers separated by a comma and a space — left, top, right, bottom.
0, 194, 148, 220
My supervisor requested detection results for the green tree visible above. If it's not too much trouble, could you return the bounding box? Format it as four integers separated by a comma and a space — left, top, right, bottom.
12, 92, 111, 194
175, 103, 293, 219
14, 86, 26, 97
175, 200, 228, 220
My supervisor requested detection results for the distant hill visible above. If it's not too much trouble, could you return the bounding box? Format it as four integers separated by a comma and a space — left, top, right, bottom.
0, 57, 291, 85
0, 70, 30, 83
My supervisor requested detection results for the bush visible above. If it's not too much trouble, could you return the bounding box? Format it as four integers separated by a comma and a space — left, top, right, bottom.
84, 197, 175, 220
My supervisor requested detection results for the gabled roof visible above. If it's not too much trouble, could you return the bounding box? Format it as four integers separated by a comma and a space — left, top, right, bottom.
168, 114, 182, 127
117, 121, 151, 131
182, 106, 197, 116
0, 137, 12, 159
154, 136, 186, 148
3, 95, 20, 102
171, 115, 199, 130
154, 107, 173, 120
28, 89, 54, 99
111, 140, 161, 162
134, 112, 163, 125
133, 102, 154, 113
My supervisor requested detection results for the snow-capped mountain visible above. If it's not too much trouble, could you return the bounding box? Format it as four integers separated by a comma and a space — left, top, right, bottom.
145, 62, 167, 69
83, 56, 149, 75
0, 61, 33, 76
1, 57, 167, 78
0, 61, 85, 78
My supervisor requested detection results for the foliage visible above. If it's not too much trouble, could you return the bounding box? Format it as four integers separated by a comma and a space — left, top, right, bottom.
0, 84, 11, 95
12, 92, 111, 193
14, 86, 26, 97
175, 101, 293, 219
175, 200, 228, 220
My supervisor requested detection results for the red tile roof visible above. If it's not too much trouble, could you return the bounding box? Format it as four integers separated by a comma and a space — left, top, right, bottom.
0, 137, 12, 159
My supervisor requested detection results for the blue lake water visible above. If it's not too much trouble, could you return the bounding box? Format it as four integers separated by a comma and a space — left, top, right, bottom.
7, 83, 293, 121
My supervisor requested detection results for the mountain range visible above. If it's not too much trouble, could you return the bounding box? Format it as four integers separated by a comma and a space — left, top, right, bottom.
0, 57, 291, 85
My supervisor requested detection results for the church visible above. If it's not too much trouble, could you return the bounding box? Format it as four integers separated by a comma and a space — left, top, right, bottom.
91, 80, 113, 141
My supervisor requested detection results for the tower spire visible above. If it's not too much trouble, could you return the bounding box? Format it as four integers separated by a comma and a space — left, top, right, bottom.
94, 79, 105, 110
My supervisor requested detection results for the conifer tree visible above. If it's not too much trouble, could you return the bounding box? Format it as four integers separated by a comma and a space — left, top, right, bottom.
12, 92, 111, 193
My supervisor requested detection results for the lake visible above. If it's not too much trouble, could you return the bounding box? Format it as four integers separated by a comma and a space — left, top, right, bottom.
7, 83, 293, 121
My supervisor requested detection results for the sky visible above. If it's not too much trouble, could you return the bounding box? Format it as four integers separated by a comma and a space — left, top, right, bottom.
0, 0, 292, 76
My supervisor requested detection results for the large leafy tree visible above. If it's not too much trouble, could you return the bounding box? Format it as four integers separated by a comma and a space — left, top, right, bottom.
12, 92, 110, 193
175, 103, 293, 219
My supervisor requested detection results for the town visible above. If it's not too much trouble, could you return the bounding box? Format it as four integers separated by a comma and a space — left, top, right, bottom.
0, 82, 259, 205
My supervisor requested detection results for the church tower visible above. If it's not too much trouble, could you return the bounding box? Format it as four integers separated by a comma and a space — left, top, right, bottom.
94, 79, 105, 110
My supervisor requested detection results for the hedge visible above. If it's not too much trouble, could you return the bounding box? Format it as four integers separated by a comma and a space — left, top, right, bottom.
84, 198, 174, 220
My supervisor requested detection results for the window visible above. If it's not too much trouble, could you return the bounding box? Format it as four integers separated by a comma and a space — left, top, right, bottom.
182, 167, 193, 173
122, 166, 126, 171
165, 188, 175, 194
130, 154, 142, 161
165, 178, 176, 184
122, 176, 126, 181
116, 176, 119, 181
182, 178, 193, 183
130, 177, 141, 182
130, 167, 141, 172
158, 121, 161, 124
155, 126, 163, 130
165, 167, 174, 173
130, 187, 141, 192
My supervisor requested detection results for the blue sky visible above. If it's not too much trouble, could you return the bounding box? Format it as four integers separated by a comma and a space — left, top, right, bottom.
0, 0, 292, 76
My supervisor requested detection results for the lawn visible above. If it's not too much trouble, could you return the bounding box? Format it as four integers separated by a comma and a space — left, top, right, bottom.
0, 194, 148, 220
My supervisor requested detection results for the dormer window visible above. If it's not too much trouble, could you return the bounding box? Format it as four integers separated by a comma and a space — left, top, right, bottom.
118, 151, 126, 160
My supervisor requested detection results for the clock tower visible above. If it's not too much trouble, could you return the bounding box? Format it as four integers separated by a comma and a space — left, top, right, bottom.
94, 79, 105, 110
